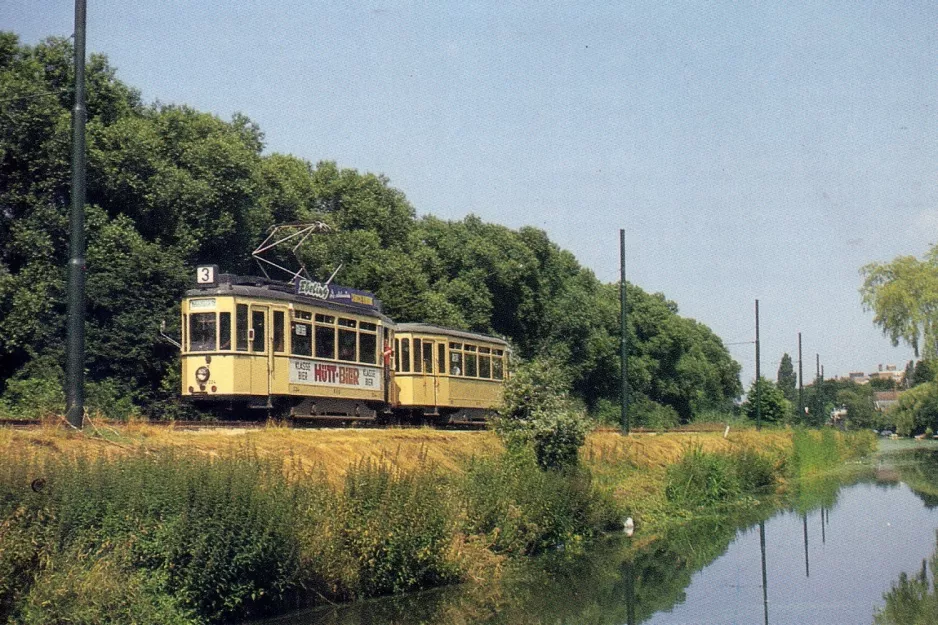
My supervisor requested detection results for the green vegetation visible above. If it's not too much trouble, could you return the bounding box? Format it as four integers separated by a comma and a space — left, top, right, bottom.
494, 357, 590, 471
742, 377, 790, 425
0, 33, 740, 423
664, 445, 776, 509
0, 444, 618, 624
0, 425, 878, 624
791, 428, 876, 477
861, 248, 938, 360
777, 353, 797, 405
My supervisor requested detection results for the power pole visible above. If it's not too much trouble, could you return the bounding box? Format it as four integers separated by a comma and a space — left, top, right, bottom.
65, 0, 87, 429
798, 332, 804, 418
755, 299, 761, 430
620, 229, 629, 435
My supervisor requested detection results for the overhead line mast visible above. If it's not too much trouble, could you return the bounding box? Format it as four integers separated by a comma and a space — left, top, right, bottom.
65, 0, 87, 429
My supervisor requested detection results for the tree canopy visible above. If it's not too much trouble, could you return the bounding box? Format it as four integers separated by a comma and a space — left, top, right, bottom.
0, 34, 741, 422
861, 249, 938, 359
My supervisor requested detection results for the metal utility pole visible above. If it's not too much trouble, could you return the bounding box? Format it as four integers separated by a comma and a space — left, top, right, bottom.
798, 332, 804, 418
755, 299, 761, 430
620, 229, 629, 435
65, 0, 87, 429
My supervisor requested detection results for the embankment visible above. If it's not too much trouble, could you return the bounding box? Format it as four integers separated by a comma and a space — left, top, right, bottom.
0, 425, 874, 625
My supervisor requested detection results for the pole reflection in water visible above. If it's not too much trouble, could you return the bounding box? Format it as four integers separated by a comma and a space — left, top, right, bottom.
760, 521, 769, 625
821, 507, 826, 544
624, 553, 636, 625
803, 514, 810, 578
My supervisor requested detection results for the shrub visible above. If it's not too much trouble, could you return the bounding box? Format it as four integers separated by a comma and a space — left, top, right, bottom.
0, 375, 64, 420
330, 461, 459, 596
495, 357, 590, 471
458, 450, 613, 555
631, 397, 680, 430
665, 445, 740, 508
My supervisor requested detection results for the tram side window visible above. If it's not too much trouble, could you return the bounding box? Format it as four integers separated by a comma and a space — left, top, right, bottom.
291, 322, 312, 356
219, 312, 231, 350
449, 343, 462, 376
190, 313, 216, 352
465, 345, 478, 377
236, 305, 249, 351
422, 341, 434, 374
437, 343, 446, 375
359, 331, 377, 364
493, 349, 504, 380
413, 339, 423, 373
273, 311, 285, 353
401, 339, 411, 372
181, 315, 187, 351
395, 338, 401, 371
252, 310, 266, 352
479, 347, 491, 379
338, 329, 357, 362
316, 314, 336, 359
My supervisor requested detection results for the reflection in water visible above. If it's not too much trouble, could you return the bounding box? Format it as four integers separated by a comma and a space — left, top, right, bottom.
874, 532, 938, 625
760, 521, 768, 625
255, 447, 938, 625
803, 514, 810, 578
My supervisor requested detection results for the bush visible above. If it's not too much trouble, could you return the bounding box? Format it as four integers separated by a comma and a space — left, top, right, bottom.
0, 448, 305, 624
665, 445, 740, 508
458, 450, 614, 555
0, 374, 64, 420
14, 552, 194, 625
631, 396, 680, 430
330, 460, 458, 596
495, 357, 590, 471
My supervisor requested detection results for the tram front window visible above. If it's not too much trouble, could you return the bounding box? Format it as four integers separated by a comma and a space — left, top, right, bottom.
189, 313, 216, 352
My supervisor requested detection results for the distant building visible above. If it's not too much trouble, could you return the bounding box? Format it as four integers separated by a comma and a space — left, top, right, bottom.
848, 371, 869, 384
873, 391, 900, 412
869, 364, 903, 386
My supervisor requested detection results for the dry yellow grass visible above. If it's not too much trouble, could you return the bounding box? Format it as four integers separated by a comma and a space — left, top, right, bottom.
1, 423, 793, 486
584, 429, 791, 468
0, 424, 506, 484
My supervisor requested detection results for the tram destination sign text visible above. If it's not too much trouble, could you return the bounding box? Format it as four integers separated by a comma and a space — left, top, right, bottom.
294, 278, 380, 311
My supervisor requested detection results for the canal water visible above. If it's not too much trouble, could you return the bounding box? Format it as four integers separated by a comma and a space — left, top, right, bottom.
253, 442, 938, 625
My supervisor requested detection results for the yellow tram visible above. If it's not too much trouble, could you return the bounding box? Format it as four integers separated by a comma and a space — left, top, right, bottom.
393, 323, 509, 423
180, 266, 509, 423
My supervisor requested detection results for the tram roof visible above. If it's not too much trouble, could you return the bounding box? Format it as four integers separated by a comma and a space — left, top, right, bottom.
186, 274, 394, 324
394, 323, 511, 348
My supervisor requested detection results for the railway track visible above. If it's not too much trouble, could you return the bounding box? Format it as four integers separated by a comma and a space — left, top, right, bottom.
2, 417, 727, 433
0, 417, 488, 431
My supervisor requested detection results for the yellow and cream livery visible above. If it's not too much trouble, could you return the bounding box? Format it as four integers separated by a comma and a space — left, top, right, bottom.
181, 266, 509, 423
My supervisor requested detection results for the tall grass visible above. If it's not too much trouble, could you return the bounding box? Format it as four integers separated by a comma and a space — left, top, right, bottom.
791, 428, 876, 477
664, 444, 776, 509
0, 443, 617, 624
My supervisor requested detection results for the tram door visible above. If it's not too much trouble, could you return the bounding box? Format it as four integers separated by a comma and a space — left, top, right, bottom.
420, 340, 438, 406
249, 306, 270, 396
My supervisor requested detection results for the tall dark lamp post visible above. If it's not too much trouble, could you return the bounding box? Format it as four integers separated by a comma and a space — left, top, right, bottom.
65, 0, 87, 429
620, 229, 629, 434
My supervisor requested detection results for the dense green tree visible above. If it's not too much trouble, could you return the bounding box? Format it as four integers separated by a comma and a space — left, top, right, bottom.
742, 377, 790, 424
0, 33, 742, 422
891, 382, 938, 436
776, 353, 797, 405
861, 250, 938, 358
912, 359, 938, 387
835, 384, 877, 430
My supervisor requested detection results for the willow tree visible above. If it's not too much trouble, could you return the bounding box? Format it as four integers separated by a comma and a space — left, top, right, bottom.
860, 248, 938, 359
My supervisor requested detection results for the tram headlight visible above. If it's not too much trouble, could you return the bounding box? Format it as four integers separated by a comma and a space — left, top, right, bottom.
195, 366, 210, 383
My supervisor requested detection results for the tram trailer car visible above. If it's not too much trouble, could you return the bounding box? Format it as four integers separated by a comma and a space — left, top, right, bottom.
180, 266, 509, 423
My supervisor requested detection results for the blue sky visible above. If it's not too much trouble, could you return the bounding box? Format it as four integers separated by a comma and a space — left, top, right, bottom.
5, 1, 937, 388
